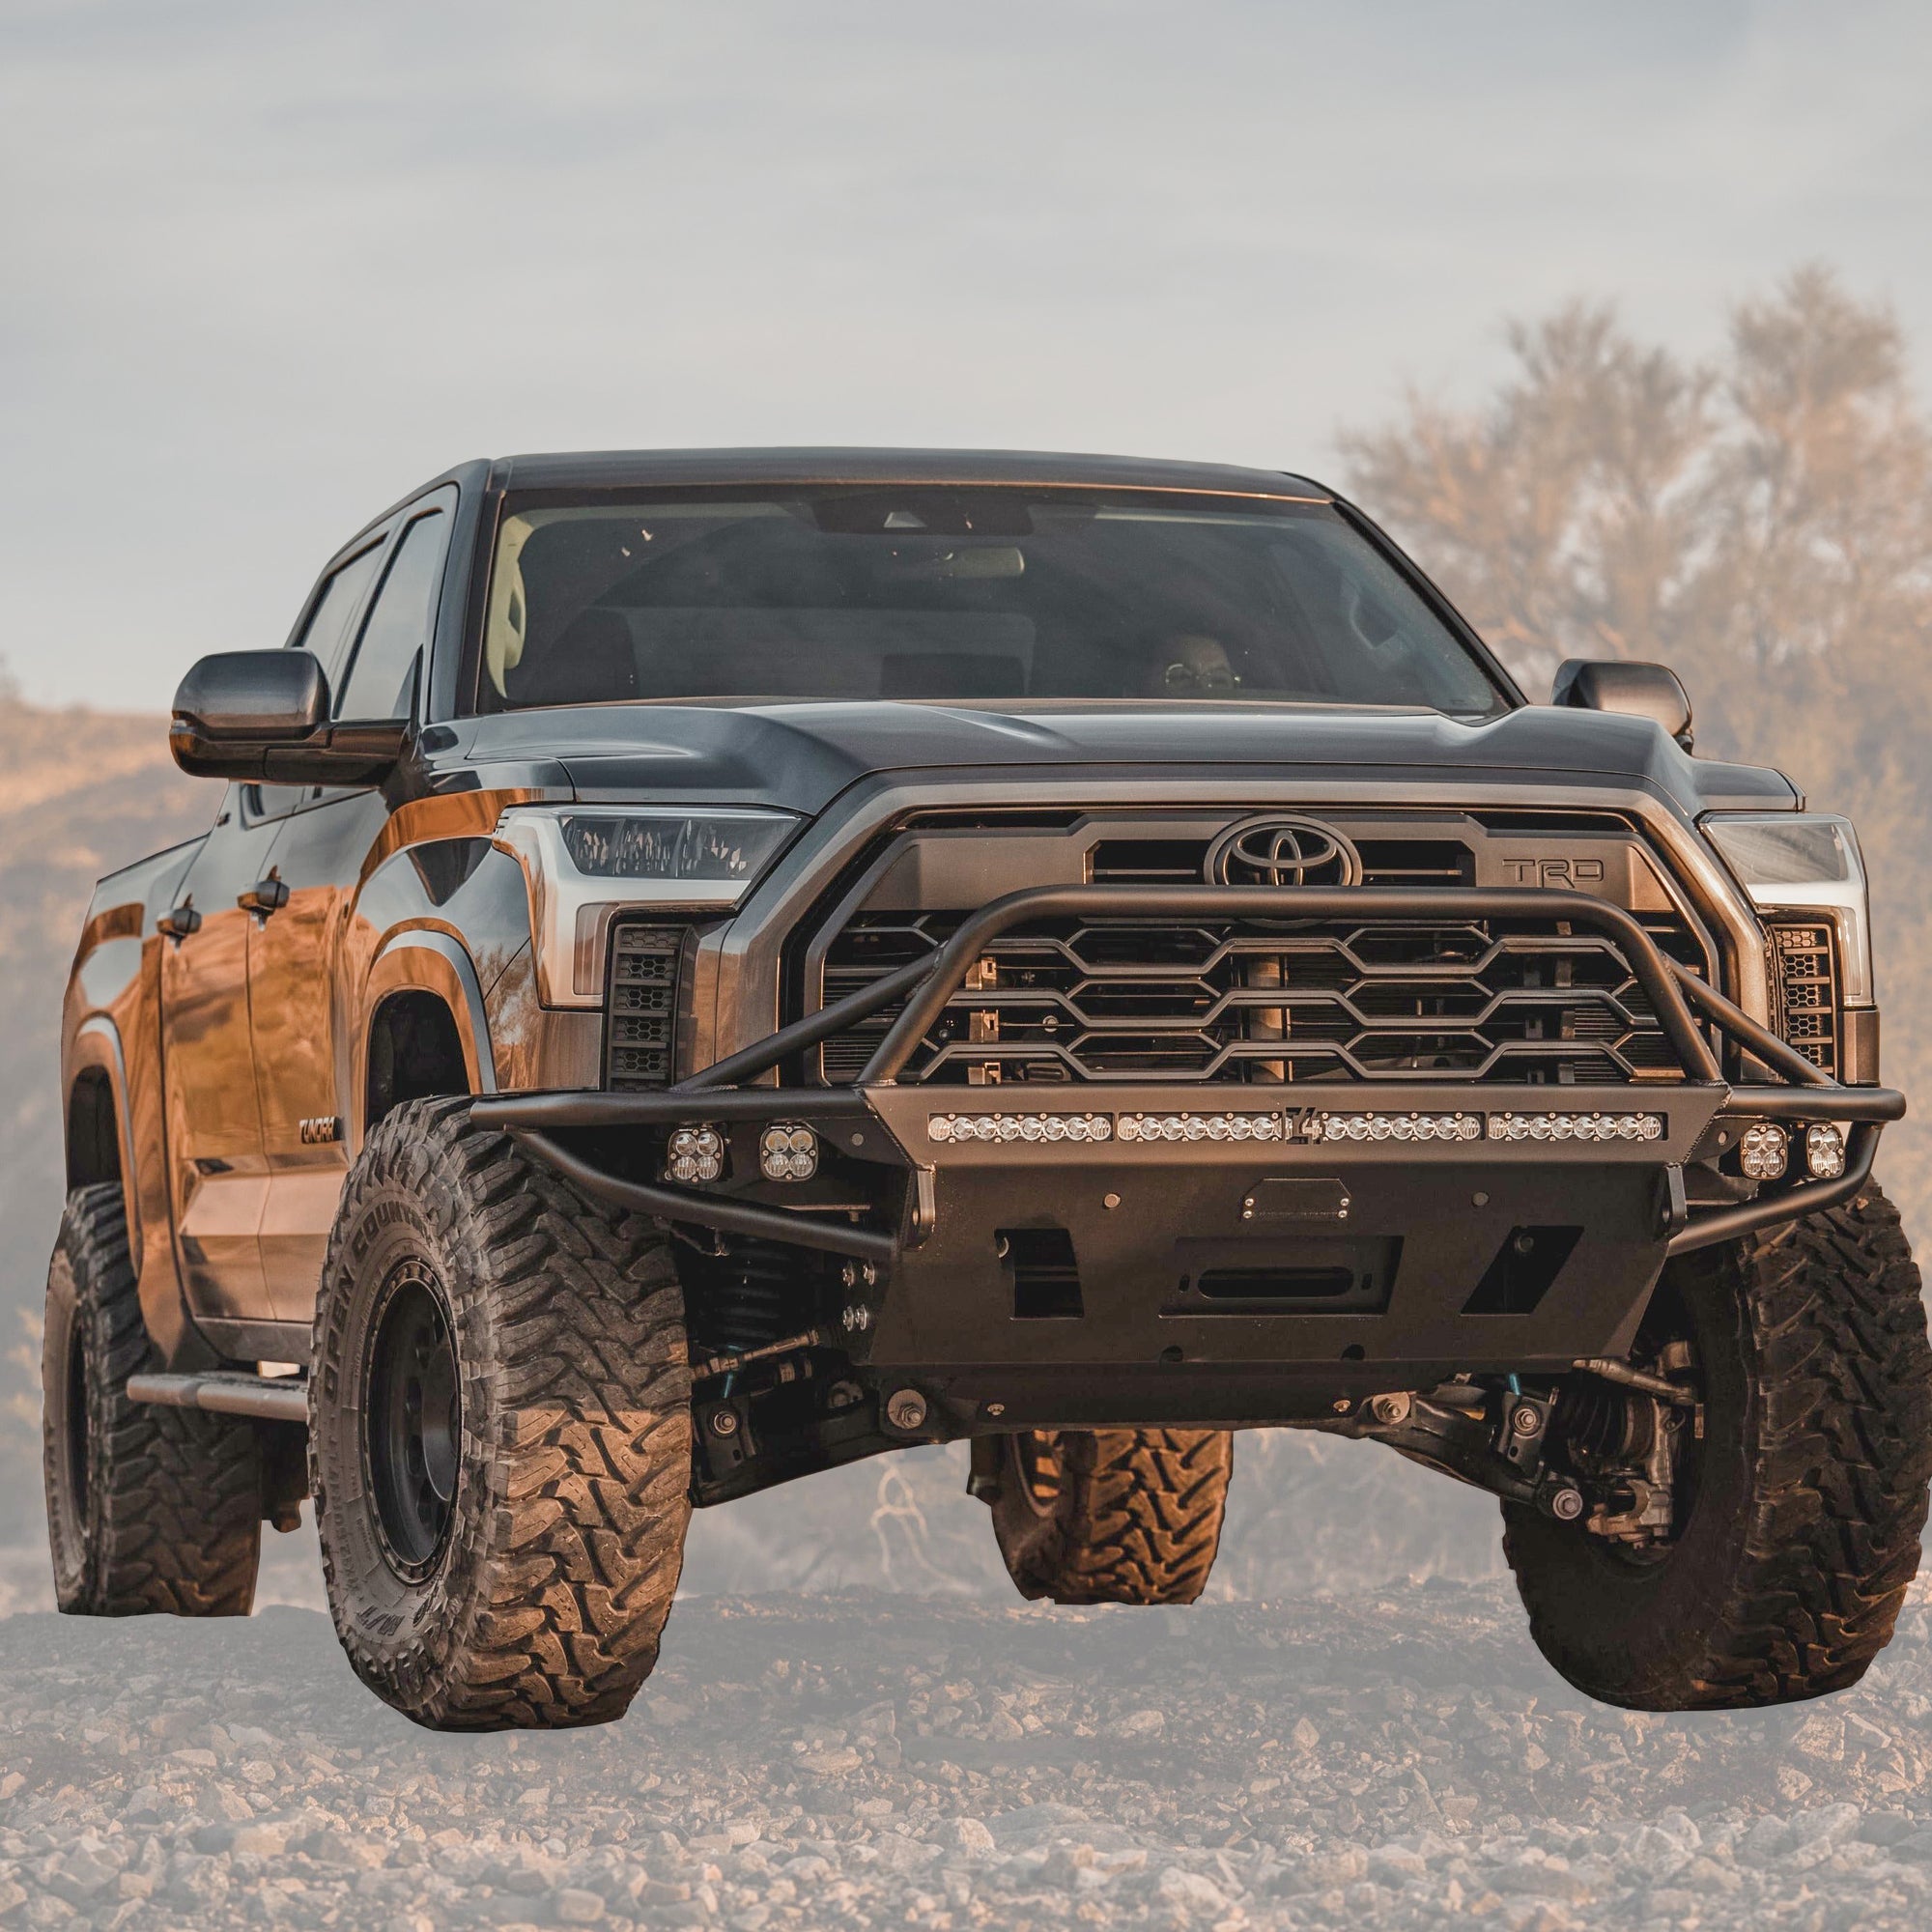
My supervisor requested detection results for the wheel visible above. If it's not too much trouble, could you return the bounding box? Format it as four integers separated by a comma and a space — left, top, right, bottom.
1504, 1182, 1932, 1710
42, 1183, 261, 1616
986, 1427, 1233, 1605
310, 1097, 693, 1730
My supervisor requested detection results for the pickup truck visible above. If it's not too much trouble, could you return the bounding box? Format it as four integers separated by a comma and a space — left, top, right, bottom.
45, 447, 1928, 1730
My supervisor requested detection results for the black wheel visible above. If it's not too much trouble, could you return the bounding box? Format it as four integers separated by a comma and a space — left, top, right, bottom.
1504, 1182, 1932, 1710
42, 1183, 261, 1616
986, 1427, 1233, 1605
310, 1097, 693, 1731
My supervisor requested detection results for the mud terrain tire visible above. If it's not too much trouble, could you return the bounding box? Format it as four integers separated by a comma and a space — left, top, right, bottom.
988, 1427, 1233, 1605
1504, 1183, 1932, 1709
43, 1183, 261, 1615
310, 1098, 692, 1731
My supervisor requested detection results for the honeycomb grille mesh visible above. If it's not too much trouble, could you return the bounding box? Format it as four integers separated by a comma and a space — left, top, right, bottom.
1766, 918, 1840, 1077
604, 923, 685, 1090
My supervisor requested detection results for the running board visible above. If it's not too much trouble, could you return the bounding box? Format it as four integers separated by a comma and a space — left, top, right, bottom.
126, 1372, 308, 1425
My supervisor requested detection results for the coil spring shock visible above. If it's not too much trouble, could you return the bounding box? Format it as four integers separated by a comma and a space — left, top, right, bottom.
689, 1238, 797, 1357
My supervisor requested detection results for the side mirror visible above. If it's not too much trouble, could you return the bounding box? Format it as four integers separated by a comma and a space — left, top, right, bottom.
1550, 658, 1694, 753
169, 650, 407, 785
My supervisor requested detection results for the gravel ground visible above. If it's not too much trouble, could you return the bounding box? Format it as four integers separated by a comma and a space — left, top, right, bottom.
5, 1543, 1932, 1931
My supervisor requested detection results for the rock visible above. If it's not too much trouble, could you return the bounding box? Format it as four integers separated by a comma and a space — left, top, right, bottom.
1155, 1867, 1229, 1911
554, 1888, 606, 1923
947, 1818, 996, 1856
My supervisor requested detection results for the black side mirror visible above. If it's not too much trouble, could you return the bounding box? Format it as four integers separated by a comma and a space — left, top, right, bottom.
1550, 658, 1694, 753
170, 650, 407, 785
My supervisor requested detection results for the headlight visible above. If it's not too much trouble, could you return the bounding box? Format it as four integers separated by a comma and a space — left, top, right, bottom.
494, 806, 799, 1008
1700, 811, 1872, 1005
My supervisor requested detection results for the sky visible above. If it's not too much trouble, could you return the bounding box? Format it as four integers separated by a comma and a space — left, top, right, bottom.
4, 0, 1931, 712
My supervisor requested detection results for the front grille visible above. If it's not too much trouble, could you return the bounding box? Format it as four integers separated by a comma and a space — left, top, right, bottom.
818, 907, 1694, 1086
604, 922, 686, 1089
1766, 918, 1840, 1077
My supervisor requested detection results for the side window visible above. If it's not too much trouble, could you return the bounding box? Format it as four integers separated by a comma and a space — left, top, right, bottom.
245, 538, 389, 820
335, 511, 450, 721
295, 541, 387, 692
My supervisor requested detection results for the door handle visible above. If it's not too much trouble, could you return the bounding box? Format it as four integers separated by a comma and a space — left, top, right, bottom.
156, 900, 202, 943
238, 869, 290, 919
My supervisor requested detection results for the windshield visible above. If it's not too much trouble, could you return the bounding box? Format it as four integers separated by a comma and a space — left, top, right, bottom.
474, 486, 1508, 717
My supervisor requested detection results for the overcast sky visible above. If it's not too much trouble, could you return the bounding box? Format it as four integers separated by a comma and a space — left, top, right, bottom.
5, 0, 1930, 712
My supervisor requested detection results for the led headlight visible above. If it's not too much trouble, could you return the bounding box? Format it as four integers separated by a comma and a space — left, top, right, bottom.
1701, 812, 1872, 1006
494, 805, 799, 1008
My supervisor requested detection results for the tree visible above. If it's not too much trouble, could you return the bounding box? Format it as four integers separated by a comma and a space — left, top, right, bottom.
1340, 268, 1932, 1241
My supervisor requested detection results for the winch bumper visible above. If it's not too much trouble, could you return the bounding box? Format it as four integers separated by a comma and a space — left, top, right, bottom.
473, 884, 1902, 1412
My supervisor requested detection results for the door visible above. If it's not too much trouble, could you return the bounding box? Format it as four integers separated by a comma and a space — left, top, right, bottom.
159, 800, 286, 1322
253, 495, 456, 1320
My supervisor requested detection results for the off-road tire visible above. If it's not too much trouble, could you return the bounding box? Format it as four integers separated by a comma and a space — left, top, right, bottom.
42, 1183, 261, 1616
310, 1097, 693, 1731
987, 1427, 1233, 1605
1503, 1182, 1932, 1709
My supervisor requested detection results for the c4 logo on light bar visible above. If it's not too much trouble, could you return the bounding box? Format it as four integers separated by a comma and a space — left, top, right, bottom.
1207, 813, 1363, 889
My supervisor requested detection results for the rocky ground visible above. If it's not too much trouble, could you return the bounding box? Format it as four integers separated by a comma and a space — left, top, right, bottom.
4, 1533, 1932, 1931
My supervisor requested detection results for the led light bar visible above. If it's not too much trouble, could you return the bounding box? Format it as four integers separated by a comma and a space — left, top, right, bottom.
1118, 1112, 1287, 1144
928, 1112, 1114, 1145
1487, 1112, 1663, 1143
1313, 1112, 1483, 1145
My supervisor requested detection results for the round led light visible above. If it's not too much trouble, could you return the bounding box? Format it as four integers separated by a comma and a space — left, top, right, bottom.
1740, 1121, 1787, 1180
1804, 1122, 1847, 1179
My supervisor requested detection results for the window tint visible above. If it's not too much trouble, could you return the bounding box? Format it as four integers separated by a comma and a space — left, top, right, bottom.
294, 541, 386, 689
336, 512, 448, 721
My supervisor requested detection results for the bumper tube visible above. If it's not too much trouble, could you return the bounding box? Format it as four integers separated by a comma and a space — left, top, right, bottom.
470, 882, 1902, 1279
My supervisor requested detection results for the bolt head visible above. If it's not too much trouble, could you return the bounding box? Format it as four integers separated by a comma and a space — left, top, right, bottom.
1550, 1488, 1585, 1521
984, 1402, 1005, 1417
1103, 1192, 1122, 1210
707, 1407, 740, 1438
1511, 1404, 1542, 1435
886, 1388, 928, 1432
1331, 1398, 1353, 1414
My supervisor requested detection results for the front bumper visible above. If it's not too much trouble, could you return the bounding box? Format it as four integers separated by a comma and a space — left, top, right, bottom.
473, 886, 1901, 1410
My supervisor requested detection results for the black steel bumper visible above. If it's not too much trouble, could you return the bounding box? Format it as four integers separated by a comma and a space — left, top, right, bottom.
472, 886, 1901, 1401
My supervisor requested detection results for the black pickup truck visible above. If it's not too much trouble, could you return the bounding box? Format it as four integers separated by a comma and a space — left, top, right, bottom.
46, 448, 1928, 1731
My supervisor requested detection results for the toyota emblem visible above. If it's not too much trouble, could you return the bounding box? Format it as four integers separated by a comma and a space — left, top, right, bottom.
1207, 814, 1362, 889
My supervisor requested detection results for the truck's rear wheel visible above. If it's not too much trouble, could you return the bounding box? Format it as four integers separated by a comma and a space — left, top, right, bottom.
986, 1427, 1232, 1605
310, 1098, 692, 1731
43, 1184, 261, 1616
1504, 1183, 1932, 1709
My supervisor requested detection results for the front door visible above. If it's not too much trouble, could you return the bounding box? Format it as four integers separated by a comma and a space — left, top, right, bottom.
159, 794, 284, 1324
251, 788, 389, 1321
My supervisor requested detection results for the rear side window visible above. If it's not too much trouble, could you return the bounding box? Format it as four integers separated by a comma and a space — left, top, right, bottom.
336, 511, 450, 721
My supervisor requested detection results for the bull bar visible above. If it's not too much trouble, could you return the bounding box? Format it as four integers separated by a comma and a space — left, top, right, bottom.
471, 885, 1901, 1277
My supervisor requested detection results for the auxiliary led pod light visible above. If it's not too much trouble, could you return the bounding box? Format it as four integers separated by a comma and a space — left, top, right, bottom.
1739, 1121, 1789, 1179
758, 1123, 820, 1181
1804, 1121, 1848, 1179
665, 1125, 724, 1183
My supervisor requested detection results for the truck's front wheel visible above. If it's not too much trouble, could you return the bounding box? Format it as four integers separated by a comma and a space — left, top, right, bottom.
1504, 1183, 1932, 1709
310, 1099, 693, 1730
986, 1427, 1233, 1605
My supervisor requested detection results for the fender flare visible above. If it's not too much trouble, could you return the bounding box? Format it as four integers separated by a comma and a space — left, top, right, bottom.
354, 930, 499, 1151
70, 1014, 141, 1259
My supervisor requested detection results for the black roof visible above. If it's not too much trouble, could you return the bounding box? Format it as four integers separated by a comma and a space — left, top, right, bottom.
486, 447, 1332, 499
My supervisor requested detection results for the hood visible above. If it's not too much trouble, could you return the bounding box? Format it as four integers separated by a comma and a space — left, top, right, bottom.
438, 700, 1797, 821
